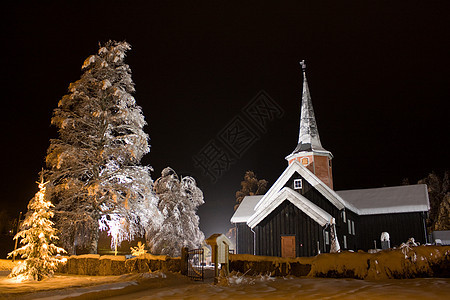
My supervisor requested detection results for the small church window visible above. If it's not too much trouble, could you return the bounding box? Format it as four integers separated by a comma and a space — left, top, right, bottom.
351, 220, 355, 235
343, 235, 347, 249
294, 179, 302, 190
342, 210, 346, 223
301, 157, 309, 166
325, 231, 329, 245
348, 220, 352, 234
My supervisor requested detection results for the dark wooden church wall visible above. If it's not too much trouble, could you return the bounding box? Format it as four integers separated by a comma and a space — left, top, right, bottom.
236, 222, 254, 254
283, 171, 363, 252
255, 200, 324, 257
284, 172, 338, 217
358, 212, 427, 250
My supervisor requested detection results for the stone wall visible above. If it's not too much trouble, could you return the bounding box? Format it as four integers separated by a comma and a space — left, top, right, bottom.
58, 246, 449, 279
230, 246, 450, 279
229, 254, 312, 277
58, 254, 181, 276
59, 253, 312, 277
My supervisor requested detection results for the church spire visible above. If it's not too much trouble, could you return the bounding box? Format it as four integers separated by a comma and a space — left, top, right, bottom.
286, 60, 334, 189
292, 60, 325, 153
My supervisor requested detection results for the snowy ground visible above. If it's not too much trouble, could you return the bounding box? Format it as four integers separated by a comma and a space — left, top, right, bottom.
1, 270, 449, 299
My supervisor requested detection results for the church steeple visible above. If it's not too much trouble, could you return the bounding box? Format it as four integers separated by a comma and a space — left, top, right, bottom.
286, 60, 334, 189
293, 60, 325, 153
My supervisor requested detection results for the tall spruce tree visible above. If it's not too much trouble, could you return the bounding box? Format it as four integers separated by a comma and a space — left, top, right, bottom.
234, 171, 268, 211
8, 178, 66, 281
45, 41, 161, 254
148, 167, 205, 256
418, 171, 450, 231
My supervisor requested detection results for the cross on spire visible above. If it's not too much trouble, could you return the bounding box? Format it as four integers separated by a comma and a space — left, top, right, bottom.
300, 60, 306, 72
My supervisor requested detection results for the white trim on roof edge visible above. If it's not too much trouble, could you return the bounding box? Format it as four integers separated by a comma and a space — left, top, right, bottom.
247, 187, 333, 228
254, 160, 359, 214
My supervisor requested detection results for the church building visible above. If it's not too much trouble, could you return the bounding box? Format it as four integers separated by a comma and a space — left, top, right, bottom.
231, 61, 430, 257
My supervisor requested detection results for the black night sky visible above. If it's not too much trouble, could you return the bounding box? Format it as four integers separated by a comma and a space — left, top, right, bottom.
3, 1, 449, 238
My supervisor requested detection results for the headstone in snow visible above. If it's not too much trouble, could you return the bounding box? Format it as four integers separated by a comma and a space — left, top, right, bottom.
381, 232, 390, 250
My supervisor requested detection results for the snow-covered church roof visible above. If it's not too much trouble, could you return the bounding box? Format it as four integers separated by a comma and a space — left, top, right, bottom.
231, 195, 263, 223
336, 184, 430, 215
247, 187, 333, 228
254, 160, 358, 213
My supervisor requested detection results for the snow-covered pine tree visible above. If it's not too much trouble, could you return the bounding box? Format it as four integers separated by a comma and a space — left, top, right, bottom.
45, 40, 161, 254
8, 177, 66, 281
148, 167, 205, 256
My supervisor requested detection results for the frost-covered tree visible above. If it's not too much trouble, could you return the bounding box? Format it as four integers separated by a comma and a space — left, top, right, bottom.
8, 178, 66, 281
45, 40, 161, 254
148, 167, 205, 256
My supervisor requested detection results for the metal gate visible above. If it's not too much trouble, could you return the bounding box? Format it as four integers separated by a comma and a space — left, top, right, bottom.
186, 248, 204, 281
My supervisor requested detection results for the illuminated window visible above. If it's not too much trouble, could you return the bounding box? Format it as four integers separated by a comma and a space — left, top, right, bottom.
325, 231, 329, 245
343, 235, 347, 249
294, 179, 302, 190
342, 210, 346, 223
301, 157, 309, 165
351, 220, 355, 235
348, 220, 352, 234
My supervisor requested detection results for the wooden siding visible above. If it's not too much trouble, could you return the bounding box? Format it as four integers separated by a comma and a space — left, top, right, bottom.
283, 172, 353, 250
284, 172, 339, 217
254, 200, 325, 257
358, 212, 427, 250
236, 222, 254, 254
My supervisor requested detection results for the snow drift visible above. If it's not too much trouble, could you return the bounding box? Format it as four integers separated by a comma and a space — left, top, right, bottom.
231, 246, 449, 280
309, 245, 450, 279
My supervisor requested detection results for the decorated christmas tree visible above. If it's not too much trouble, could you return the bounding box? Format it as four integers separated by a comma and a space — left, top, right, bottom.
8, 177, 66, 281
45, 41, 162, 254
148, 167, 205, 256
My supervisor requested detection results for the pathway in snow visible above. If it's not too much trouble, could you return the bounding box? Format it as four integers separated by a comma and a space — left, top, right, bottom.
107, 276, 450, 300
1, 272, 449, 299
